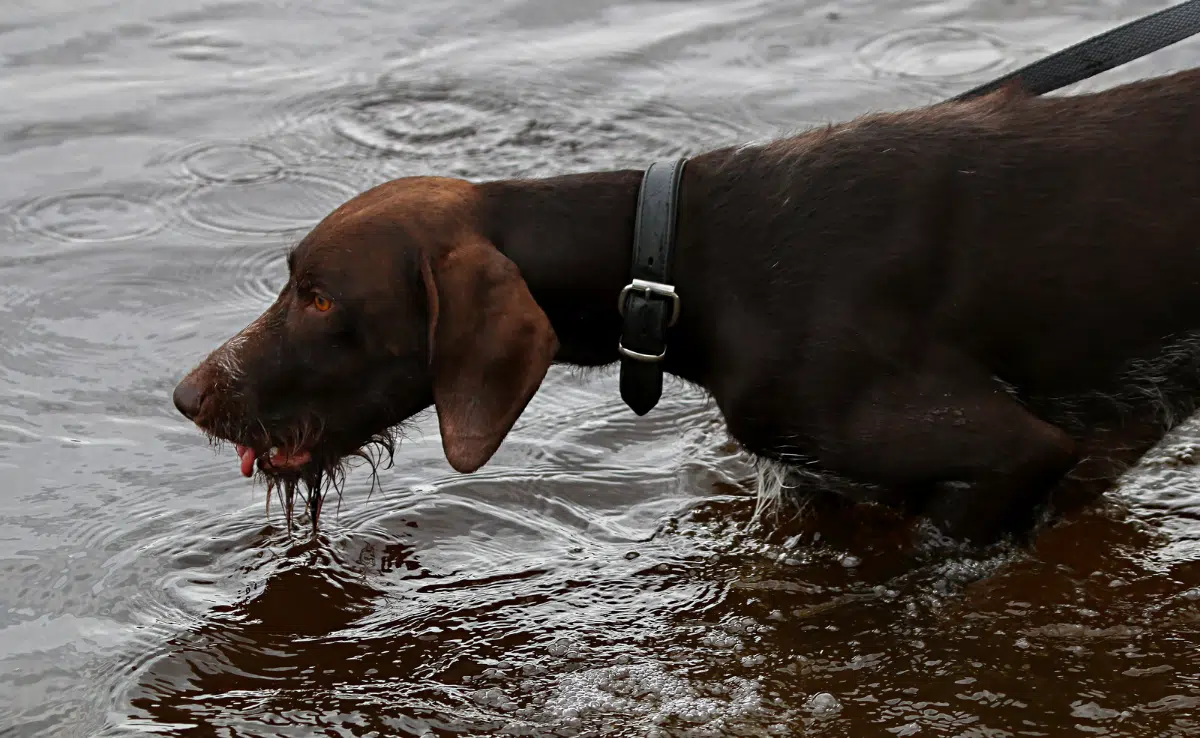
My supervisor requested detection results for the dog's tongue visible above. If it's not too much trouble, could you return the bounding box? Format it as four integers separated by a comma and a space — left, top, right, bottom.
236, 444, 256, 478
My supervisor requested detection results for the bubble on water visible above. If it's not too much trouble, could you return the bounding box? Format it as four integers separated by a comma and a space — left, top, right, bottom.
478, 667, 510, 682
1071, 701, 1128, 721
1027, 623, 1142, 641
702, 631, 742, 651
873, 585, 900, 601
928, 549, 1017, 597
840, 554, 861, 568
1123, 664, 1174, 677
724, 616, 760, 635
470, 687, 516, 711
804, 692, 842, 717
845, 653, 885, 672
546, 637, 573, 657
1182, 588, 1200, 601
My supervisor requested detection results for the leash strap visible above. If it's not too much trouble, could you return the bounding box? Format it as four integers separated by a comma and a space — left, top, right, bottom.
618, 158, 687, 416
952, 0, 1200, 101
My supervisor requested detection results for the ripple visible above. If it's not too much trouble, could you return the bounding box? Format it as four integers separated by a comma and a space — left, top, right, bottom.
0, 207, 14, 240
178, 171, 360, 236
270, 76, 754, 181
333, 90, 502, 155
131, 244, 286, 323
0, 242, 289, 390
100, 465, 742, 732
0, 246, 280, 320
856, 26, 1009, 80
90, 247, 287, 363
320, 83, 516, 165
214, 243, 287, 307
524, 389, 725, 471
14, 191, 168, 244
151, 29, 246, 64
177, 142, 285, 184
65, 490, 225, 556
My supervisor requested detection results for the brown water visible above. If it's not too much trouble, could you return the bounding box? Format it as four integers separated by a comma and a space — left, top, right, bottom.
1, 1, 1198, 735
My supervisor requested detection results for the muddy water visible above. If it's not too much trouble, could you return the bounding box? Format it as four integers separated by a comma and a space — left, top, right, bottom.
1, 0, 1197, 735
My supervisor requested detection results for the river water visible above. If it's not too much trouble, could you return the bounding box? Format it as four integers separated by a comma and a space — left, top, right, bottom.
1, 0, 1197, 735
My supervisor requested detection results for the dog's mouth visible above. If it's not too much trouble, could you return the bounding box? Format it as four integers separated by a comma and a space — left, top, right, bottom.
200, 410, 405, 535
235, 443, 314, 478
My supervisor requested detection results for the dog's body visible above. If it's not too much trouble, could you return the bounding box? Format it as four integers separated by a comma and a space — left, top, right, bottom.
174, 67, 1200, 543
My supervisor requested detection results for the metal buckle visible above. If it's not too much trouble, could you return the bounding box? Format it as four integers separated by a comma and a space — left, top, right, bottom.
617, 278, 681, 327
617, 342, 666, 363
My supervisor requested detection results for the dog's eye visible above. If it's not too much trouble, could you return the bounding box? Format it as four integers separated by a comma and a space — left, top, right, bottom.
312, 294, 333, 312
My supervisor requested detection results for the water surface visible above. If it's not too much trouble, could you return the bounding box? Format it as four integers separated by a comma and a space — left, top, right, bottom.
1, 0, 1197, 735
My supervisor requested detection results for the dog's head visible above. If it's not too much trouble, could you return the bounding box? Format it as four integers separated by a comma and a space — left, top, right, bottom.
172, 176, 558, 487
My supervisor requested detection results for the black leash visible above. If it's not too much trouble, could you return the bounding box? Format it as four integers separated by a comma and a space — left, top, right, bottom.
952, 0, 1200, 101
618, 1, 1200, 415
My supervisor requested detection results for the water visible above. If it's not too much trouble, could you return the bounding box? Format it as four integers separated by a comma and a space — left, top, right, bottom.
1, 0, 1198, 735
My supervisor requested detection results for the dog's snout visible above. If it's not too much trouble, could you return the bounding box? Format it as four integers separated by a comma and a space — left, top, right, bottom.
173, 375, 208, 421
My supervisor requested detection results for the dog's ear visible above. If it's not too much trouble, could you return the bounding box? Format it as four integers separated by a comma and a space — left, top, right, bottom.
420, 236, 558, 473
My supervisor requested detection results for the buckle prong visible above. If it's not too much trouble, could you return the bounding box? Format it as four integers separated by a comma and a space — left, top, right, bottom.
617, 278, 681, 327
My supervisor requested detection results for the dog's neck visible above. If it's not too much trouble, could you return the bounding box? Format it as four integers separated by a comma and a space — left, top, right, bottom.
480, 170, 680, 369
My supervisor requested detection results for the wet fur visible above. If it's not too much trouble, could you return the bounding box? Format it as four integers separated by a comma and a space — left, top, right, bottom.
754, 329, 1200, 522
201, 406, 407, 534
174, 67, 1200, 544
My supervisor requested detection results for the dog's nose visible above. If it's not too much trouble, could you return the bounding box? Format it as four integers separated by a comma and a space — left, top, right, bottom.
172, 376, 207, 421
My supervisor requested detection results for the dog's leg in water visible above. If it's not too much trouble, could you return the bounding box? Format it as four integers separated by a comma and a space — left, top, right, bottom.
820, 350, 1079, 544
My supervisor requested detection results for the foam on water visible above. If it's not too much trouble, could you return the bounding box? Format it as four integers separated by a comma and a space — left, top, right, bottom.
542, 662, 765, 733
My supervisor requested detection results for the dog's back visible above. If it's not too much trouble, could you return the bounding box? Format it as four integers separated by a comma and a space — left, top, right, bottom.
690, 68, 1200, 415
677, 68, 1200, 537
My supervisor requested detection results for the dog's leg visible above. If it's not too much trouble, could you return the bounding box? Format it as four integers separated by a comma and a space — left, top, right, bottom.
818, 350, 1079, 543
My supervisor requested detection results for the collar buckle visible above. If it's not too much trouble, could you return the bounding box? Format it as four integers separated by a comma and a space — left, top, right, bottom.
617, 278, 681, 327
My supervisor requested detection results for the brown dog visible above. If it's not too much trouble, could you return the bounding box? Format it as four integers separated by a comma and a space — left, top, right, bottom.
174, 67, 1200, 543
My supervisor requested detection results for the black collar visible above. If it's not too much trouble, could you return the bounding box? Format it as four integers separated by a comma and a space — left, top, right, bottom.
618, 157, 687, 415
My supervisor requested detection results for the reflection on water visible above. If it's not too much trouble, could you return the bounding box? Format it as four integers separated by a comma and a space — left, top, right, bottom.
0, 0, 1197, 736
